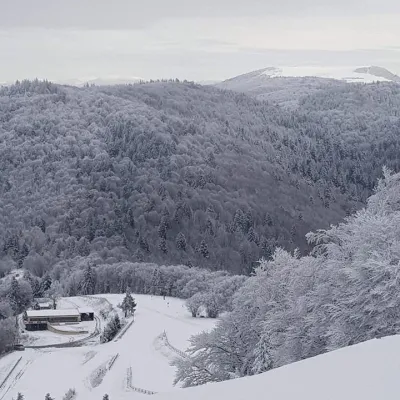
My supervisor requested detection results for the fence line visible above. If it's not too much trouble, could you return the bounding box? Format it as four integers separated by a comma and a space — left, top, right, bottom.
161, 331, 190, 359
114, 318, 134, 341
108, 353, 119, 370
126, 367, 157, 395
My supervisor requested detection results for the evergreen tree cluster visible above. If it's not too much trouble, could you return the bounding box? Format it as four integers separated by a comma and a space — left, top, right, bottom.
100, 314, 121, 343
119, 289, 137, 317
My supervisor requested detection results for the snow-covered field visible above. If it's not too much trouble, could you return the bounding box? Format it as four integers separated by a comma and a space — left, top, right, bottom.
0, 294, 215, 400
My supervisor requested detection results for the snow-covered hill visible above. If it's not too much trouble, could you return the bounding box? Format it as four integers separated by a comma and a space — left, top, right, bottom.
216, 66, 400, 106
256, 66, 399, 83
221, 65, 400, 85
155, 335, 400, 400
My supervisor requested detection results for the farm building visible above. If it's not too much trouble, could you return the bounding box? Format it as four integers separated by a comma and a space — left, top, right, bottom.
24, 309, 81, 331
32, 298, 53, 310
34, 302, 52, 310
78, 307, 95, 321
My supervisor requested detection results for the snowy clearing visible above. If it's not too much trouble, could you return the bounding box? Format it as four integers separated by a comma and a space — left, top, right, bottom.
0, 294, 215, 400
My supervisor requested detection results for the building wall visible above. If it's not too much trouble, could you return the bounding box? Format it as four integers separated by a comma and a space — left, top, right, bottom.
25, 323, 47, 331
26, 315, 81, 324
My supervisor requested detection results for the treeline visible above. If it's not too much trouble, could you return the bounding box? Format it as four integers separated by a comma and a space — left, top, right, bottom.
59, 260, 246, 317
174, 168, 400, 386
0, 260, 246, 354
0, 80, 400, 276
0, 274, 33, 354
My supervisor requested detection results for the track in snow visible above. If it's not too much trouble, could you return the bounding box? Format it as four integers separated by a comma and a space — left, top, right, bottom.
0, 359, 32, 400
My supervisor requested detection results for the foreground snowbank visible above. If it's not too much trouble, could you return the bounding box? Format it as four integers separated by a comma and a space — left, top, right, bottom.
154, 335, 400, 400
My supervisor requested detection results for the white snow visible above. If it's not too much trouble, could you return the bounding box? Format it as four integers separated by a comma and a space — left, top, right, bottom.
0, 294, 215, 400
153, 335, 400, 400
261, 66, 391, 83
26, 309, 80, 318
7, 293, 400, 400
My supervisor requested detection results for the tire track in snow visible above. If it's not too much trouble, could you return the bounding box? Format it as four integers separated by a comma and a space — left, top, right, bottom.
0, 359, 33, 400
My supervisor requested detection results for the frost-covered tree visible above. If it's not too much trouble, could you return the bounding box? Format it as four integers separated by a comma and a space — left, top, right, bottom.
120, 289, 136, 317
45, 280, 63, 309
39, 274, 52, 295
177, 169, 400, 387
81, 263, 96, 295
7, 277, 32, 315
199, 240, 209, 259
186, 293, 205, 317
176, 232, 187, 251
62, 388, 77, 400
251, 332, 273, 374
100, 314, 121, 343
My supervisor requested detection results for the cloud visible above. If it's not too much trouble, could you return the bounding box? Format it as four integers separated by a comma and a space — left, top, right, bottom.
0, 1, 399, 82
1, 0, 400, 29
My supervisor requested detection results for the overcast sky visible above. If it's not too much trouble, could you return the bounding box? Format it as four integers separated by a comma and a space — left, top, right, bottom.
1, 0, 400, 82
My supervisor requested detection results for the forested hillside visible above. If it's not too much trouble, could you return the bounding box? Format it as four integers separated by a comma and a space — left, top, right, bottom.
1, 79, 400, 275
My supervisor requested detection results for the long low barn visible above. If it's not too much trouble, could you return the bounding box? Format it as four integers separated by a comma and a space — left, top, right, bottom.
24, 309, 81, 331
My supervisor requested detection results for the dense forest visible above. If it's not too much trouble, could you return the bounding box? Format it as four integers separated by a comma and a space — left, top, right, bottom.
0, 79, 400, 277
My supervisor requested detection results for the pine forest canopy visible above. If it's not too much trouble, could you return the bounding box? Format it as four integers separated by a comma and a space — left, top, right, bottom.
0, 79, 400, 276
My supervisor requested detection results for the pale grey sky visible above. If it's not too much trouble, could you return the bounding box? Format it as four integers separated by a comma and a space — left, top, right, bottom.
1, 0, 400, 82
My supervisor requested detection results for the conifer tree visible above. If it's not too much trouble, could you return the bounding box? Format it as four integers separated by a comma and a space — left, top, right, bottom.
120, 289, 137, 317
7, 277, 22, 315
158, 238, 168, 254
200, 240, 209, 259
81, 263, 96, 295
176, 232, 187, 251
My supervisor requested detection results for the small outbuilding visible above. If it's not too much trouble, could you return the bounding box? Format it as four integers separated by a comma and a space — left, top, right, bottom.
78, 307, 95, 321
33, 298, 53, 310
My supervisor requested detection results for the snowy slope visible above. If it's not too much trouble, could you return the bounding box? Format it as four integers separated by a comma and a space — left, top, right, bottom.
153, 335, 400, 400
258, 66, 399, 83
216, 66, 400, 106
2, 293, 400, 400
0, 294, 215, 400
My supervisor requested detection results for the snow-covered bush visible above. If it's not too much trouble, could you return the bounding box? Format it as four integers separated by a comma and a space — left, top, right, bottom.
62, 388, 77, 400
100, 314, 121, 343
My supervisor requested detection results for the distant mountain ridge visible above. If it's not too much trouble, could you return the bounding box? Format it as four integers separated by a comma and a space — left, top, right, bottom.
215, 65, 400, 106
222, 65, 400, 84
